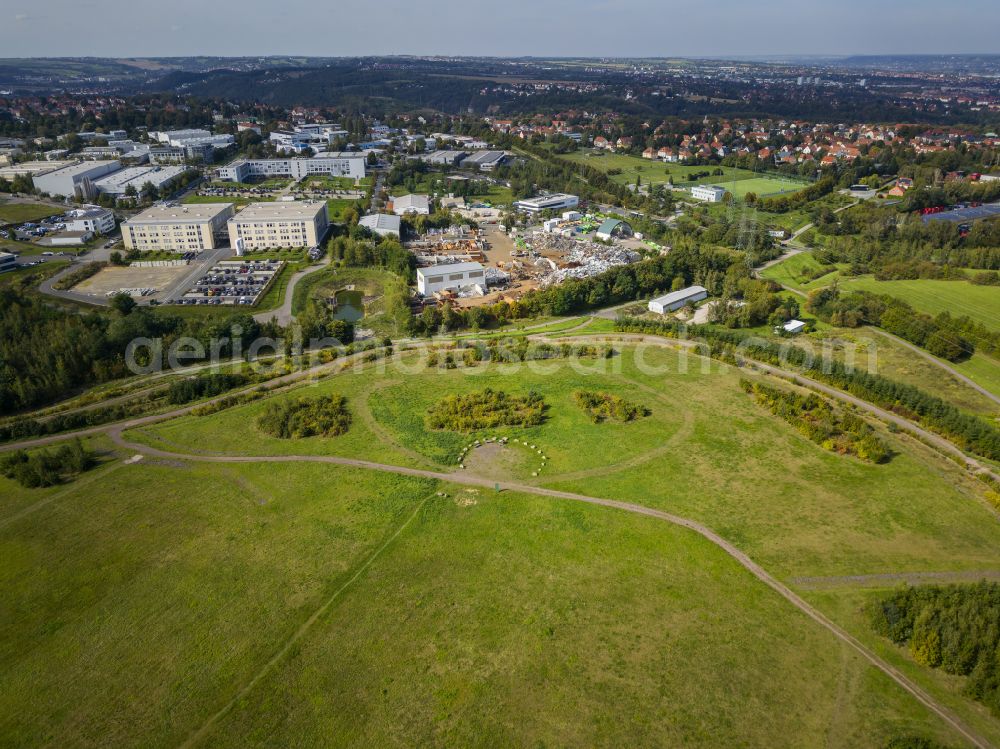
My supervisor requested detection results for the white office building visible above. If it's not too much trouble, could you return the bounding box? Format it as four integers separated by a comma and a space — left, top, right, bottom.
63, 206, 116, 235
217, 154, 366, 183
122, 202, 235, 252
227, 201, 329, 252
513, 193, 580, 214
417, 262, 486, 296
691, 185, 727, 202
648, 286, 709, 314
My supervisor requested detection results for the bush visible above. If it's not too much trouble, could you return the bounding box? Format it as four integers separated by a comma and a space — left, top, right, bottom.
573, 390, 650, 423
0, 438, 95, 487
257, 395, 352, 438
426, 388, 546, 432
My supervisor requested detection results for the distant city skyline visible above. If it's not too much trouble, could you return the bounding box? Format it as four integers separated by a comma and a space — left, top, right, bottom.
4, 0, 1000, 59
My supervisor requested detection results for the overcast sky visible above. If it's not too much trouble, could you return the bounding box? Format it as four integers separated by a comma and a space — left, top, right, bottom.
4, 0, 1000, 58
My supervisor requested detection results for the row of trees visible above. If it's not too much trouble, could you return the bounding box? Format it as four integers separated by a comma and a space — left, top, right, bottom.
614, 317, 1000, 462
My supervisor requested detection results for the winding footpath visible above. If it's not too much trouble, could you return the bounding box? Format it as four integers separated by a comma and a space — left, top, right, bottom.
253, 256, 332, 326
107, 428, 991, 749
5, 333, 999, 746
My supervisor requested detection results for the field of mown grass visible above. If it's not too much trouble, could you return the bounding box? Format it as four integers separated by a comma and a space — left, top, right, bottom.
0, 450, 968, 747
8, 345, 1000, 745
836, 276, 1000, 333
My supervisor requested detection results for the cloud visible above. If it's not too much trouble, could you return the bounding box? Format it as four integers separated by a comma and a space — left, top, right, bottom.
14, 13, 30, 21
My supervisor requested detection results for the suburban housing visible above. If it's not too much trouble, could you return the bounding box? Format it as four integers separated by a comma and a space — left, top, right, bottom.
227, 200, 329, 252
648, 285, 709, 314
121, 202, 235, 252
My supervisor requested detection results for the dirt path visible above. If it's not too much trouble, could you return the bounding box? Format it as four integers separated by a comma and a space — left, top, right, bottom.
106, 430, 991, 749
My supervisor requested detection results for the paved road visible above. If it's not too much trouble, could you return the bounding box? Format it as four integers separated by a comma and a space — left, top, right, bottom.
105, 426, 991, 749
253, 257, 331, 326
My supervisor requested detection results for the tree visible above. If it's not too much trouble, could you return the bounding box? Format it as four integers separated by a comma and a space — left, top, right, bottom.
109, 293, 136, 316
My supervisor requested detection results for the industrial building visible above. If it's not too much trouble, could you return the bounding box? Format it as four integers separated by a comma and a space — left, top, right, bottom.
359, 213, 401, 238
391, 194, 430, 215
32, 160, 122, 199
227, 201, 329, 252
122, 202, 235, 252
153, 129, 233, 151
63, 206, 116, 235
460, 150, 507, 171
0, 160, 74, 181
217, 154, 366, 183
93, 165, 186, 197
421, 150, 468, 166
416, 261, 486, 296
648, 285, 709, 314
0, 251, 16, 273
595, 218, 634, 241
513, 193, 580, 214
691, 185, 727, 202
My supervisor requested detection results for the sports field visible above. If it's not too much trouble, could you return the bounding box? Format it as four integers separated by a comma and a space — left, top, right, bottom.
555, 150, 809, 198
5, 346, 1000, 745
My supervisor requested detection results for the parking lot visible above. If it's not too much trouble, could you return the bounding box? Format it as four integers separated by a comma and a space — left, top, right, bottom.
177, 259, 284, 306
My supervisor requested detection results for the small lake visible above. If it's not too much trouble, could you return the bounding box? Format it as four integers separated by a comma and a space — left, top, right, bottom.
333, 289, 365, 322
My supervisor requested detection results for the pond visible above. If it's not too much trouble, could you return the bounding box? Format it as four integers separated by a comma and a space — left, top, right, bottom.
333, 289, 365, 322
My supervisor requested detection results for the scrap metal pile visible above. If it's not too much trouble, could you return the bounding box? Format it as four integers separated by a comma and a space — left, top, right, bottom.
525, 232, 640, 286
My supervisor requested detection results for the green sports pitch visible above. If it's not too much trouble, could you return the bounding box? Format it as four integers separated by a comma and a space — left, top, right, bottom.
708, 176, 808, 200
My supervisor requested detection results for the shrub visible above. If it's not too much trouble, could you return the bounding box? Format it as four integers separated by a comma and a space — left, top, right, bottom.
573, 390, 650, 423
257, 395, 352, 438
426, 388, 546, 432
0, 438, 95, 487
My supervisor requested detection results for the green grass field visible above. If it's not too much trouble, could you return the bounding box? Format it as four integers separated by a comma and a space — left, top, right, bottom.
7, 345, 1000, 745
837, 276, 1000, 333
760, 252, 843, 292
0, 201, 61, 225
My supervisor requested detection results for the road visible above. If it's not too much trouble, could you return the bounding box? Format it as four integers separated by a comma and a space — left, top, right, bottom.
253, 257, 331, 326
106, 424, 991, 749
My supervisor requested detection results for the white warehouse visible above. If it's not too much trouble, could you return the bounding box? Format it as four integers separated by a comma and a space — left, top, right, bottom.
648, 285, 709, 314
417, 262, 485, 296
513, 193, 579, 214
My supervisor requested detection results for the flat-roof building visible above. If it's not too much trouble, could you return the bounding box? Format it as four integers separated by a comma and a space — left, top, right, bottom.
391, 194, 430, 215
0, 251, 16, 273
32, 160, 122, 199
417, 261, 486, 296
64, 206, 116, 235
359, 213, 401, 238
227, 201, 329, 252
217, 155, 366, 183
122, 202, 235, 253
648, 285, 709, 314
93, 165, 186, 197
691, 185, 727, 202
513, 193, 580, 214
460, 150, 507, 171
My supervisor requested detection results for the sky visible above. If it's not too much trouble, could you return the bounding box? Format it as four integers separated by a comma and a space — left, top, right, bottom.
4, 0, 1000, 58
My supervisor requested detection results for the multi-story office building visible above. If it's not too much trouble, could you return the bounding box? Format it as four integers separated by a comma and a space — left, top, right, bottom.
227, 201, 329, 252
217, 155, 366, 182
121, 202, 235, 252
63, 206, 116, 235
